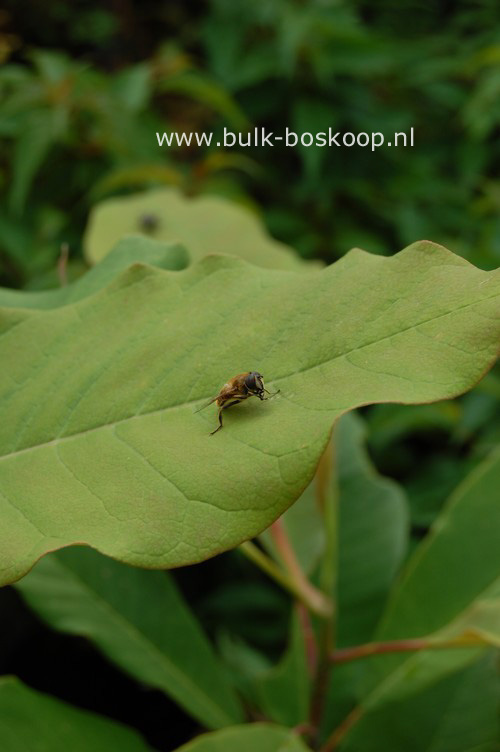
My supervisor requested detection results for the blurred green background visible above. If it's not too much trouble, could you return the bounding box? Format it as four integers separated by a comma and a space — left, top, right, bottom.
2, 0, 500, 293
0, 2, 499, 749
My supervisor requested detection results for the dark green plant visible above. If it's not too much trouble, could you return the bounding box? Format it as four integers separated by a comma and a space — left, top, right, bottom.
1, 225, 499, 750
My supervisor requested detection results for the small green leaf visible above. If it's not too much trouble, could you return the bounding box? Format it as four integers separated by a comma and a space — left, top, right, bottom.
0, 236, 188, 309
0, 677, 153, 751
14, 547, 243, 729
174, 724, 312, 752
0, 242, 499, 584
84, 188, 307, 271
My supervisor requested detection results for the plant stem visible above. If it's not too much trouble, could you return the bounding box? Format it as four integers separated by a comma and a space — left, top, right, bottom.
238, 541, 331, 617
269, 518, 333, 618
331, 636, 475, 665
296, 603, 318, 677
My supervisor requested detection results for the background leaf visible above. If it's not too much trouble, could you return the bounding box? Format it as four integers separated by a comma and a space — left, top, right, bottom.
0, 677, 153, 751
376, 448, 500, 642
0, 242, 498, 584
336, 412, 409, 646
0, 236, 188, 309
324, 448, 500, 749
9, 108, 64, 215
254, 609, 310, 727
14, 547, 243, 729
337, 652, 499, 752
174, 723, 311, 752
83, 188, 309, 271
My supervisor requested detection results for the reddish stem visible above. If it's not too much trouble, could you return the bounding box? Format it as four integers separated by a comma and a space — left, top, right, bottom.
296, 602, 318, 677
331, 637, 440, 665
270, 518, 333, 617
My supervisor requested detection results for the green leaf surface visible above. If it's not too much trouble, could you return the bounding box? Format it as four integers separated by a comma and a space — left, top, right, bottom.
0, 242, 499, 584
174, 724, 311, 752
0, 236, 188, 309
326, 449, 500, 748
83, 188, 307, 271
433, 593, 500, 648
0, 677, 153, 751
336, 412, 409, 646
254, 609, 311, 727
338, 652, 499, 752
14, 547, 243, 729
376, 448, 500, 642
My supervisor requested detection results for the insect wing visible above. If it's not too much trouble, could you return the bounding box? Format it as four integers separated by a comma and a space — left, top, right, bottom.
193, 396, 218, 413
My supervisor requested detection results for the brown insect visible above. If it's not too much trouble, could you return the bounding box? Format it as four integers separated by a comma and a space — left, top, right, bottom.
195, 371, 280, 435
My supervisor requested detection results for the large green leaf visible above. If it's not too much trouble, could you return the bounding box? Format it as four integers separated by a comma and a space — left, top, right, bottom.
0, 242, 499, 585
174, 724, 311, 752
14, 547, 243, 729
83, 187, 307, 270
324, 449, 500, 749
0, 236, 188, 309
0, 677, 153, 751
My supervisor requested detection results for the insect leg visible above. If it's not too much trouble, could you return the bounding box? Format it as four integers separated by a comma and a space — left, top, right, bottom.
262, 388, 280, 399
210, 408, 224, 435
210, 400, 241, 435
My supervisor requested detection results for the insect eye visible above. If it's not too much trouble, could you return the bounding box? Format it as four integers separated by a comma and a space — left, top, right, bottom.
244, 372, 258, 390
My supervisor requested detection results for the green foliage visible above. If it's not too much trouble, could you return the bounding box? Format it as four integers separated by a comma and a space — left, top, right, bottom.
84, 188, 307, 271
338, 653, 499, 752
4, 1, 500, 289
2, 4, 500, 749
375, 447, 500, 645
14, 548, 243, 729
322, 448, 500, 749
254, 611, 310, 727
336, 413, 409, 647
0, 677, 153, 751
175, 724, 311, 752
1, 240, 498, 584
6, 410, 500, 751
201, 0, 500, 270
